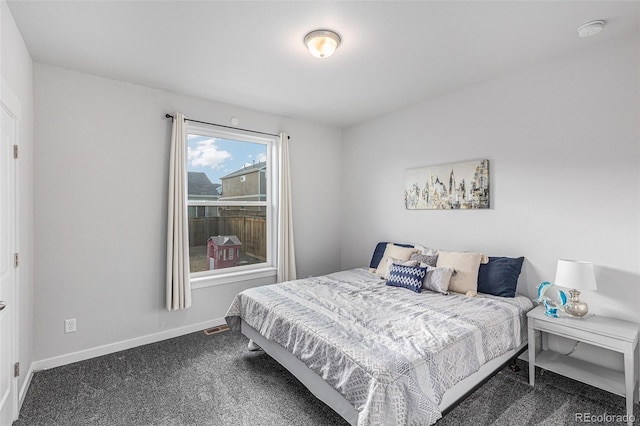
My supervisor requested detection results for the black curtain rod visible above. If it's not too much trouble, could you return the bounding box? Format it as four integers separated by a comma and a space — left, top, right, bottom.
165, 114, 288, 139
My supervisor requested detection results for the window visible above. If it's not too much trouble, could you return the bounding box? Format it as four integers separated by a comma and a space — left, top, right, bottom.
186, 124, 276, 280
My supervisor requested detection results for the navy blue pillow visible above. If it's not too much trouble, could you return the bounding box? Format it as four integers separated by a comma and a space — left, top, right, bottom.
369, 242, 414, 269
477, 257, 524, 297
386, 263, 427, 293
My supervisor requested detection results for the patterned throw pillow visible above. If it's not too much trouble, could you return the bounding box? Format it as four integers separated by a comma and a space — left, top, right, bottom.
410, 252, 438, 267
383, 257, 418, 279
386, 263, 427, 293
422, 265, 454, 294
413, 244, 439, 256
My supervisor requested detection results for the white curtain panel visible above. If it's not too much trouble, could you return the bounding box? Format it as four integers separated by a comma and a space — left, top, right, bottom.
277, 132, 297, 282
166, 112, 192, 310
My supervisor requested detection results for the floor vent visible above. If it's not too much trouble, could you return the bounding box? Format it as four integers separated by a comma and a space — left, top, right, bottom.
204, 324, 229, 335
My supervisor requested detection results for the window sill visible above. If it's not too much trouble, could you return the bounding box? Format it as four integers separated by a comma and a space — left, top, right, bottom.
191, 266, 277, 290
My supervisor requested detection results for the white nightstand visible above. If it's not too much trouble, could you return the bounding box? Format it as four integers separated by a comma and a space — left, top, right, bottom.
527, 305, 639, 425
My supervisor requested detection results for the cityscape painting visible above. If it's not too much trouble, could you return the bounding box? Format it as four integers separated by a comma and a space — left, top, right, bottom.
404, 159, 490, 210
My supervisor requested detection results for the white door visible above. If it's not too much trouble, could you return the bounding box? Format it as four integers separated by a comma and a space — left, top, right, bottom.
0, 97, 17, 424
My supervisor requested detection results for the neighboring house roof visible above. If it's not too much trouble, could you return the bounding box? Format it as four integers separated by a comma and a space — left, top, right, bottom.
208, 235, 242, 246
220, 161, 266, 180
188, 172, 221, 196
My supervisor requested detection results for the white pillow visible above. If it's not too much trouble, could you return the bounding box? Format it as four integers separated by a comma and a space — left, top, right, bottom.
375, 243, 418, 278
436, 251, 486, 294
384, 257, 418, 279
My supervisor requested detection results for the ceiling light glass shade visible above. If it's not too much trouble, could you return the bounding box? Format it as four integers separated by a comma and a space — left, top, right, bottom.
555, 259, 597, 291
577, 20, 605, 38
304, 30, 341, 58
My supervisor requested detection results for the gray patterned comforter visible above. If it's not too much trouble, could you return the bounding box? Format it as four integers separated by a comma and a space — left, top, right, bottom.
225, 268, 533, 426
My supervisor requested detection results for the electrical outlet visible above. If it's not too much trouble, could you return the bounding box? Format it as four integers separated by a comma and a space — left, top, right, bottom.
64, 318, 76, 333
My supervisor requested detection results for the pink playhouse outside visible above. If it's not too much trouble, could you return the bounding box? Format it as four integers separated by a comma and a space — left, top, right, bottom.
207, 235, 242, 270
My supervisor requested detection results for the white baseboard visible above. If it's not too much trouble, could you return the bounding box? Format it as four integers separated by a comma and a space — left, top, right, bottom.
32, 317, 227, 371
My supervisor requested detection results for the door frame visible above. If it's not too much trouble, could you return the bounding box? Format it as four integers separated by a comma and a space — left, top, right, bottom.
1, 74, 22, 423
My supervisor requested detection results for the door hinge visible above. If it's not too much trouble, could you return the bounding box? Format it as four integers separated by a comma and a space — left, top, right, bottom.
14, 362, 19, 377
13, 145, 18, 159
14, 253, 19, 268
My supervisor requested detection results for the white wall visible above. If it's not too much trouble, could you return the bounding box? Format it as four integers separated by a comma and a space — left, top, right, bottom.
1, 0, 34, 404
33, 64, 342, 363
341, 34, 639, 326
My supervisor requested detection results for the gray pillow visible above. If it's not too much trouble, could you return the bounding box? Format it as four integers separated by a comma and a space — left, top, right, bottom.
421, 265, 454, 294
411, 253, 438, 267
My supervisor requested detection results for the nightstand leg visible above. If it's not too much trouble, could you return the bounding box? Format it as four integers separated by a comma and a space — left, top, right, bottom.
624, 352, 633, 425
528, 323, 535, 386
633, 345, 640, 404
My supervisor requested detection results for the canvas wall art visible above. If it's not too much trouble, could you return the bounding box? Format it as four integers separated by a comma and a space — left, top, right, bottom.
404, 159, 490, 210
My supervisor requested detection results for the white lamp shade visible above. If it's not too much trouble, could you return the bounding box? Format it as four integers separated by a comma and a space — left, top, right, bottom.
554, 259, 597, 291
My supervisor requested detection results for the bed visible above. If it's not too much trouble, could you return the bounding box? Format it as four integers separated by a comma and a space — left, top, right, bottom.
225, 252, 533, 426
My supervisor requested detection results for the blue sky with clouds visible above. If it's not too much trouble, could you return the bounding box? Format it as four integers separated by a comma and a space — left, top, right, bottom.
187, 135, 267, 185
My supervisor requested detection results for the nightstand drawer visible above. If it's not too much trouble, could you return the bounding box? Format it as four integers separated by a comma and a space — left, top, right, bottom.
532, 319, 631, 352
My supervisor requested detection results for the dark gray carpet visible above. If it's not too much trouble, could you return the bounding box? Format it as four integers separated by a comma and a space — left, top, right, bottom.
13, 330, 639, 425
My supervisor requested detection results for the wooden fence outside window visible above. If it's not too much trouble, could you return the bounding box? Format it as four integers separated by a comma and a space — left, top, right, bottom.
188, 215, 266, 261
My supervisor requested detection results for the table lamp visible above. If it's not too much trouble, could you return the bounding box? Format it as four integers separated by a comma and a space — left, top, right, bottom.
554, 259, 597, 317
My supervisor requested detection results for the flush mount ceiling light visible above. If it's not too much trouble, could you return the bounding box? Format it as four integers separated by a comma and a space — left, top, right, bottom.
304, 29, 341, 58
577, 20, 605, 38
